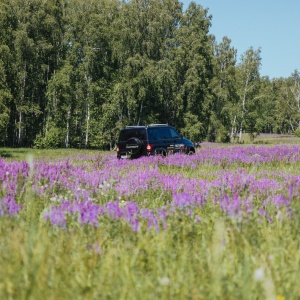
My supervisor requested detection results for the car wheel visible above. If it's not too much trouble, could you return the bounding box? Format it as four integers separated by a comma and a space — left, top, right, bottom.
154, 149, 167, 157
126, 137, 144, 158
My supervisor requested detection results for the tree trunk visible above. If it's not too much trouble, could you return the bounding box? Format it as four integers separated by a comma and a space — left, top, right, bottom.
137, 98, 144, 126
85, 102, 90, 148
18, 111, 22, 145
230, 116, 236, 143
65, 105, 71, 148
239, 78, 248, 143
18, 62, 26, 146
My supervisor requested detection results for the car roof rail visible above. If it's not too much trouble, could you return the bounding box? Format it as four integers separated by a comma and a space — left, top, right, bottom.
148, 124, 168, 127
125, 126, 146, 128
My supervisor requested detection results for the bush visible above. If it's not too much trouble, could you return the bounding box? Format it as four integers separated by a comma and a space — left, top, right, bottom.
294, 127, 300, 137
215, 126, 230, 143
34, 127, 64, 149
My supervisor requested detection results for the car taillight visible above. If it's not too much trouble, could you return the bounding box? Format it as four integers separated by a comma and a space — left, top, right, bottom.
116, 146, 120, 153
146, 144, 153, 152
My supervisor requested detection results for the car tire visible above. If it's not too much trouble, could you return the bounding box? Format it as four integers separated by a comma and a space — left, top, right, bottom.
126, 137, 144, 159
155, 148, 167, 157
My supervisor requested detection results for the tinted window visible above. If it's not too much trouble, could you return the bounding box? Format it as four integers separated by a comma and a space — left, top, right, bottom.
160, 128, 172, 139
170, 128, 180, 138
148, 128, 161, 140
119, 128, 146, 142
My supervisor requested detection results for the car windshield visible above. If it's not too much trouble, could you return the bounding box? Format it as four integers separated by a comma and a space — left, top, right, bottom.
119, 128, 146, 142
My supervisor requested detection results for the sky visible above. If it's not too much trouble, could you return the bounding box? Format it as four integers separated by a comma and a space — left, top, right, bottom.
181, 0, 300, 79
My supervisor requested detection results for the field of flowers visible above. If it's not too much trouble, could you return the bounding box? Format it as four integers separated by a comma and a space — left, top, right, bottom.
1, 143, 300, 299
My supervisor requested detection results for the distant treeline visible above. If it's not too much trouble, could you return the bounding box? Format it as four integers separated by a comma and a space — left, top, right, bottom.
0, 0, 299, 148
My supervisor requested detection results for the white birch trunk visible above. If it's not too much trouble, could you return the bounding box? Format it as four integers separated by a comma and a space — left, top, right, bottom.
290, 82, 300, 128
239, 75, 249, 143
85, 102, 90, 148
18, 63, 26, 145
230, 116, 236, 143
65, 105, 71, 148
18, 111, 22, 144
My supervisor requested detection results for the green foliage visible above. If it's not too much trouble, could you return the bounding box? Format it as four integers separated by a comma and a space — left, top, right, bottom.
210, 37, 238, 142
207, 112, 231, 142
234, 48, 262, 143
0, 0, 299, 148
215, 124, 230, 143
34, 127, 64, 149
181, 112, 203, 142
294, 127, 300, 137
0, 58, 11, 144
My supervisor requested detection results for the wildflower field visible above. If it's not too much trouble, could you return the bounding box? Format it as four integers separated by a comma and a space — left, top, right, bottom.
1, 143, 300, 299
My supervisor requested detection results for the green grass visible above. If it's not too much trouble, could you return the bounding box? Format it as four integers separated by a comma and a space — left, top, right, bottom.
0, 147, 104, 161
248, 133, 300, 145
1, 208, 298, 299
1, 141, 300, 299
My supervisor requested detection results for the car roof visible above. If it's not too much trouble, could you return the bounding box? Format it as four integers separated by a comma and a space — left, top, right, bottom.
124, 124, 169, 129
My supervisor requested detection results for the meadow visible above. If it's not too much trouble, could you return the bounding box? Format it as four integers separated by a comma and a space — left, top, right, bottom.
1, 141, 300, 299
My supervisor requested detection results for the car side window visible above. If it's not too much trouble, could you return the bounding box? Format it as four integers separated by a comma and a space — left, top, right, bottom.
170, 128, 180, 138
160, 128, 172, 139
148, 128, 161, 140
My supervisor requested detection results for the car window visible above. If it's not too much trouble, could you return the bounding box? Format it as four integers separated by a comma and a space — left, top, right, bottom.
170, 128, 180, 138
148, 128, 161, 140
119, 128, 146, 142
160, 128, 172, 139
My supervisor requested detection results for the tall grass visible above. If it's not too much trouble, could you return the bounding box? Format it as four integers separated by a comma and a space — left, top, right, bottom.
1, 144, 300, 299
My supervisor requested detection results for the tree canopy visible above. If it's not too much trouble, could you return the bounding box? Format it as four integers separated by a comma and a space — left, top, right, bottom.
0, 0, 298, 148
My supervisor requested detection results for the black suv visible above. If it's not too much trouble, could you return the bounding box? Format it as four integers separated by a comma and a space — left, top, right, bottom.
116, 124, 195, 159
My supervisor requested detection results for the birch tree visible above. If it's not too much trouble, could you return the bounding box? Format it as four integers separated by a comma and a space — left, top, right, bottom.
177, 2, 214, 141
210, 37, 238, 142
0, 59, 11, 144
290, 69, 300, 128
235, 47, 261, 143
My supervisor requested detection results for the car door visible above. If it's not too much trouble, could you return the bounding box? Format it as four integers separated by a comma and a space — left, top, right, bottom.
169, 127, 183, 153
159, 127, 175, 153
147, 127, 162, 153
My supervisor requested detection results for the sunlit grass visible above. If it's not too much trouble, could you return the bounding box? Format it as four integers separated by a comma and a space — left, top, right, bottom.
0, 147, 105, 161
1, 142, 300, 299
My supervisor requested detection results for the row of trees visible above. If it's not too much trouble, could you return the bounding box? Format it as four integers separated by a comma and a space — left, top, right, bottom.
0, 0, 300, 148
